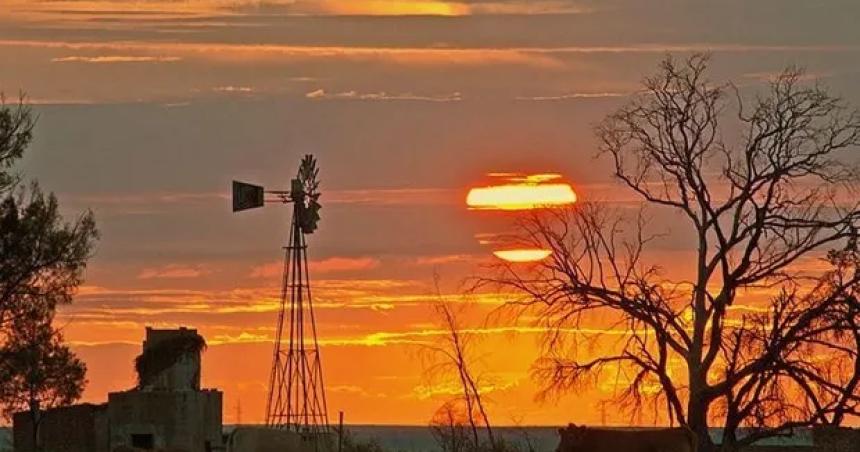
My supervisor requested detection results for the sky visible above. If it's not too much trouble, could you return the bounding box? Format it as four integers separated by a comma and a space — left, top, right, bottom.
2, 0, 860, 427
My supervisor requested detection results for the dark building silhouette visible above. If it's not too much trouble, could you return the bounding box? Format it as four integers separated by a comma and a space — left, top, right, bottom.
13, 327, 223, 452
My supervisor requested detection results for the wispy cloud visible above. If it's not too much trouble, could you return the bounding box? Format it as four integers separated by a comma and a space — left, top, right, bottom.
306, 89, 462, 102
137, 264, 212, 279
515, 92, 627, 101
414, 254, 479, 266
51, 55, 181, 63
67, 192, 225, 206
3, 0, 588, 18
1, 40, 562, 68
250, 257, 381, 278
317, 324, 641, 347
742, 70, 832, 83
6, 39, 857, 74
326, 188, 458, 205
212, 85, 254, 93
207, 331, 270, 345
466, 1, 588, 15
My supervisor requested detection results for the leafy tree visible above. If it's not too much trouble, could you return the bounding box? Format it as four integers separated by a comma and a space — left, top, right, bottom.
0, 313, 86, 449
0, 95, 96, 431
0, 95, 34, 193
0, 185, 97, 328
483, 55, 860, 452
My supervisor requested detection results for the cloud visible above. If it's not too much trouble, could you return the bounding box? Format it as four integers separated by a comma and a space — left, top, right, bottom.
51, 55, 182, 63
515, 92, 627, 101
212, 86, 254, 93
326, 188, 458, 205
4, 0, 587, 17
312, 257, 381, 272
69, 192, 225, 205
742, 70, 831, 83
250, 256, 381, 278
63, 192, 225, 215
208, 331, 270, 345
414, 254, 478, 266
465, 1, 588, 15
1, 40, 562, 68
309, 0, 468, 16
306, 89, 462, 102
317, 324, 642, 347
137, 264, 211, 279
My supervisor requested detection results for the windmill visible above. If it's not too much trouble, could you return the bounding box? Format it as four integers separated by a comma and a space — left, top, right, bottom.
232, 155, 329, 433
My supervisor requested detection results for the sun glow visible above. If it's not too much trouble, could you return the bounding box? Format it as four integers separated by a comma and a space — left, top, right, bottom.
492, 249, 552, 262
466, 173, 577, 210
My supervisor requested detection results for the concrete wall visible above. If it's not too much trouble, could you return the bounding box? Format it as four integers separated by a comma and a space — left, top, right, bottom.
108, 389, 222, 452
12, 403, 109, 452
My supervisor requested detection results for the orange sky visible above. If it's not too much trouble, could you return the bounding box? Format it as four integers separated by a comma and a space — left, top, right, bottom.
2, 0, 860, 427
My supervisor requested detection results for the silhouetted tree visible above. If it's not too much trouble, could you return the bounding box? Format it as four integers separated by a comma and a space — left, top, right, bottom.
0, 313, 86, 449
482, 55, 860, 452
424, 281, 496, 452
430, 399, 477, 452
0, 95, 34, 193
0, 95, 96, 434
0, 185, 97, 329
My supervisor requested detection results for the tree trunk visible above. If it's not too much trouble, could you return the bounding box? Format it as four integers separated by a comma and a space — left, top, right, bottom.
688, 393, 714, 452
29, 407, 40, 452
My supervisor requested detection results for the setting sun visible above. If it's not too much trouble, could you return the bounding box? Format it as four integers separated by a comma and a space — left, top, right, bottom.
466, 174, 577, 211
492, 249, 552, 262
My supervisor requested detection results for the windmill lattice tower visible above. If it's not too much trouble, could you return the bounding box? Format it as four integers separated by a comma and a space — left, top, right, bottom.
231, 155, 329, 433
266, 157, 329, 432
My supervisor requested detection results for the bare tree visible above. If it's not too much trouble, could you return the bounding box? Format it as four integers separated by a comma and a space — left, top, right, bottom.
430, 399, 477, 452
423, 284, 496, 452
481, 54, 860, 452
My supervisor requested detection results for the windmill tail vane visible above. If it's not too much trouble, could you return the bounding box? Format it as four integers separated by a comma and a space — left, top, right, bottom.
232, 154, 329, 433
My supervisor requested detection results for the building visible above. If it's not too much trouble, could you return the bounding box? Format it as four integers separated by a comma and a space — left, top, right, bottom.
13, 327, 223, 452
13, 403, 109, 452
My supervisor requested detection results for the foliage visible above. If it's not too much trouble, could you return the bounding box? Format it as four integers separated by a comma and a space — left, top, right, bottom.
0, 315, 86, 420
0, 95, 97, 331
0, 185, 98, 328
480, 54, 860, 452
0, 93, 96, 429
0, 95, 34, 192
134, 332, 206, 388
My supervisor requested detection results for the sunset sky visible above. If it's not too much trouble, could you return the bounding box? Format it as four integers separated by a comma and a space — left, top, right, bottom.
2, 0, 860, 427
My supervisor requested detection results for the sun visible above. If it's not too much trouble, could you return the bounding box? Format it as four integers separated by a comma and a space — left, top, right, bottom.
466, 173, 577, 211
467, 173, 577, 263
492, 249, 552, 263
